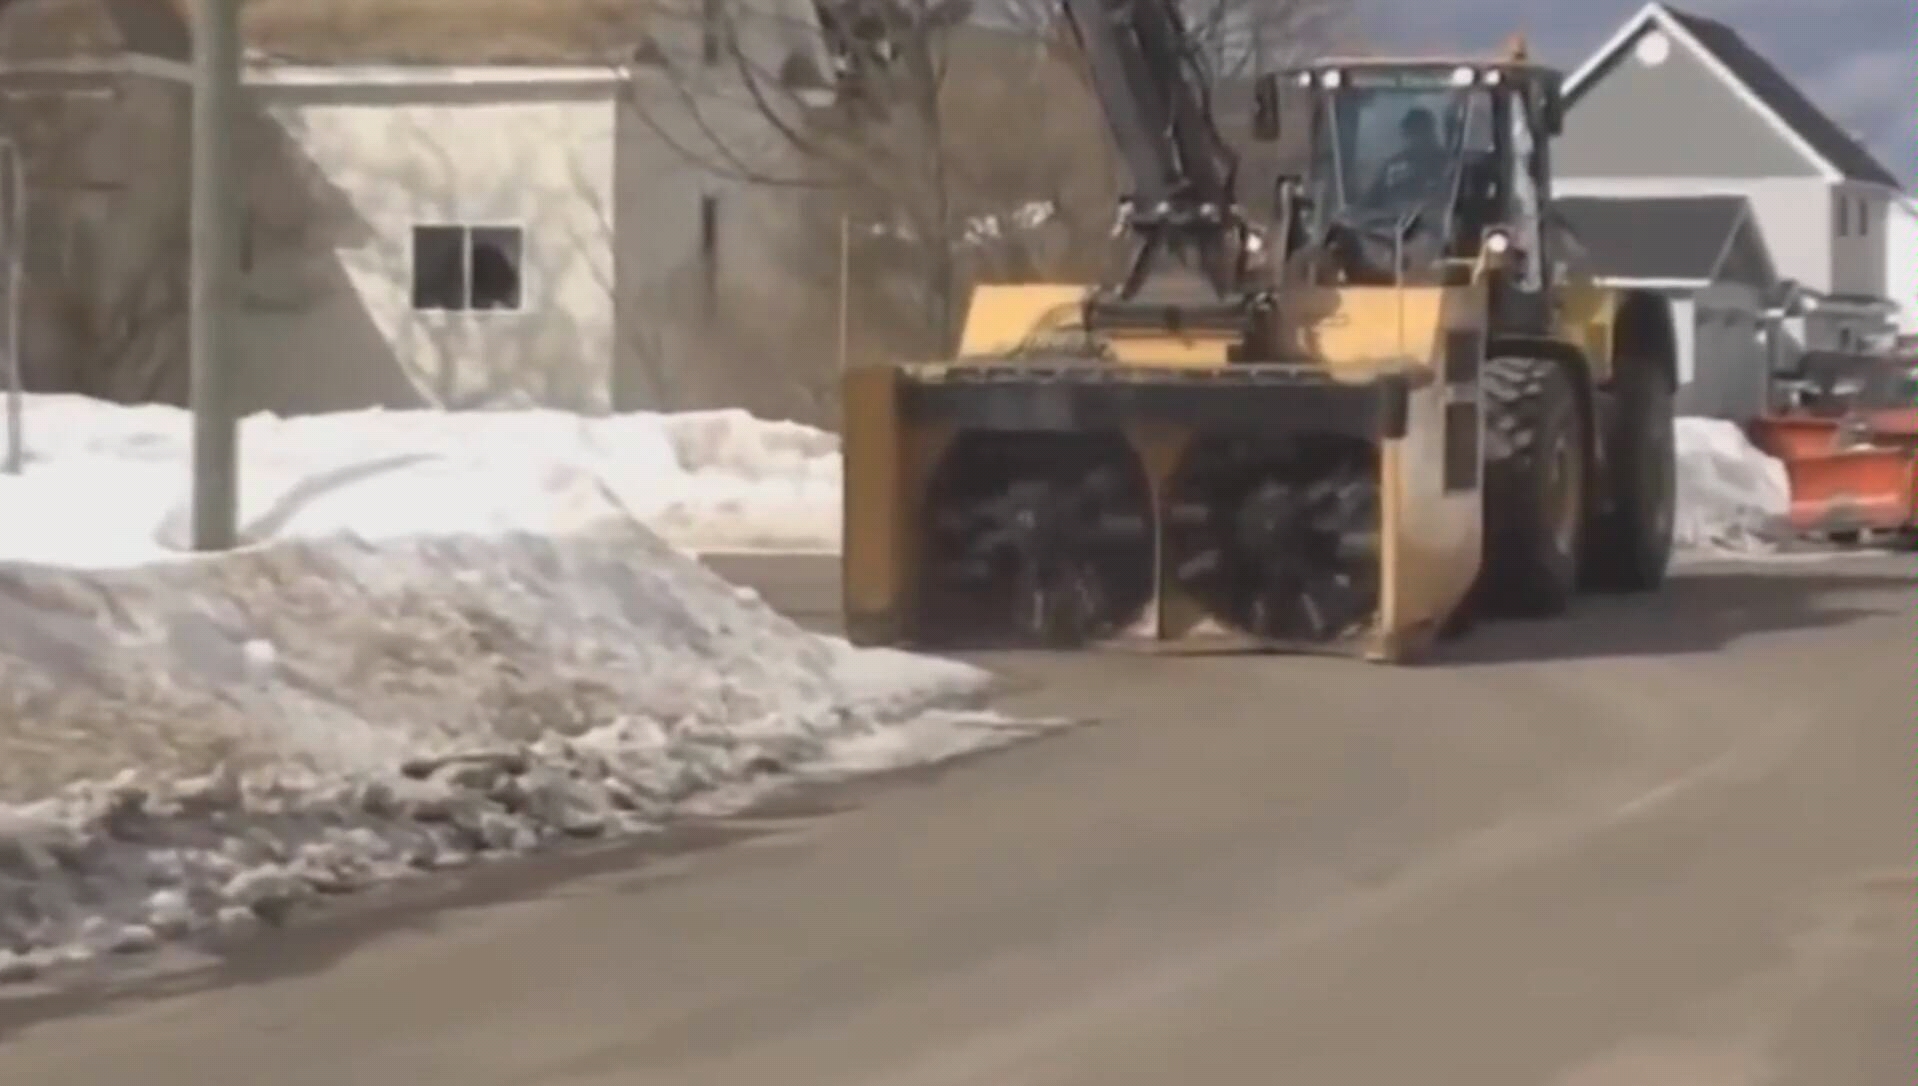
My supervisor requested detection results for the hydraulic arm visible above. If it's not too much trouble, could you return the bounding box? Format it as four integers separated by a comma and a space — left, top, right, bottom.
1055, 0, 1261, 318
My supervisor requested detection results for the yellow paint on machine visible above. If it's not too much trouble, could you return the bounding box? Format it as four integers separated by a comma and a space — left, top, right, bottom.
1315, 284, 1485, 659
845, 278, 1501, 663
842, 365, 956, 645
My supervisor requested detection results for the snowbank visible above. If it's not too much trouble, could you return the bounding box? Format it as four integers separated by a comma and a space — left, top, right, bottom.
0, 395, 842, 566
0, 396, 1053, 982
1674, 418, 1790, 552
0, 524, 1046, 981
0, 397, 1793, 569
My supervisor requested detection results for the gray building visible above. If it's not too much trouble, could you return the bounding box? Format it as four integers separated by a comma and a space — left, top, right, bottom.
1556, 195, 1778, 419
1555, 1, 1904, 410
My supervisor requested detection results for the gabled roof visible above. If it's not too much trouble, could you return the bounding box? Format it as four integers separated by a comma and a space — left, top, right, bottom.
1564, 2, 1899, 188
1554, 195, 1770, 285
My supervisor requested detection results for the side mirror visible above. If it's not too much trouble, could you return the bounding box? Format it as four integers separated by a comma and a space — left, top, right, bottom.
1252, 73, 1281, 142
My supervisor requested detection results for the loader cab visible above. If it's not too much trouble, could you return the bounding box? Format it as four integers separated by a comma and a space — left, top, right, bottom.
1261, 57, 1566, 331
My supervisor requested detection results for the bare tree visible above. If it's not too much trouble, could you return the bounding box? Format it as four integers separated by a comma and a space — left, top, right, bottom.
620, 0, 1350, 403
1005, 0, 1357, 78
610, 0, 1107, 377
0, 71, 192, 404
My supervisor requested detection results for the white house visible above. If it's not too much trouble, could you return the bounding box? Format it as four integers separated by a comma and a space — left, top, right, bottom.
1555, 2, 1905, 387
1888, 194, 1918, 336
0, 0, 829, 418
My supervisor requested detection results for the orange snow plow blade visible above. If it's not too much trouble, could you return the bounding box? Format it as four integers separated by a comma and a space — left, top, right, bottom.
1749, 416, 1918, 535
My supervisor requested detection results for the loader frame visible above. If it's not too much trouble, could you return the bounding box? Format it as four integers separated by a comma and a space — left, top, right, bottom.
837, 36, 1680, 662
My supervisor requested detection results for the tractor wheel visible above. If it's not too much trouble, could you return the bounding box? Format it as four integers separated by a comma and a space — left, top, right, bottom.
1584, 358, 1677, 591
1477, 355, 1587, 618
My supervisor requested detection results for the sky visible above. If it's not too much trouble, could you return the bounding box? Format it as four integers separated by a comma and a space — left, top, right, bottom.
1361, 0, 1914, 187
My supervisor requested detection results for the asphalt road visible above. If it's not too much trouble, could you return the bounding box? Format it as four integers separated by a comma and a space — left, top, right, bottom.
0, 553, 1909, 1086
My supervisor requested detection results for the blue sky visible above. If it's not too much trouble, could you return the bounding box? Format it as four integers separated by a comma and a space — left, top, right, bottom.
1362, 0, 1913, 186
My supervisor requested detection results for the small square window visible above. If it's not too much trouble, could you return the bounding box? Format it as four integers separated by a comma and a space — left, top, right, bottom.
468, 226, 523, 310
697, 192, 720, 320
410, 224, 524, 312
411, 225, 464, 309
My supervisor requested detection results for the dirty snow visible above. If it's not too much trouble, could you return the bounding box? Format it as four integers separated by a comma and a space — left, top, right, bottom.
1673, 417, 1790, 552
0, 527, 1053, 983
0, 396, 1058, 984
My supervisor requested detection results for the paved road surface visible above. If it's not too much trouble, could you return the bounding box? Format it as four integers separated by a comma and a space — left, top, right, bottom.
0, 554, 1909, 1085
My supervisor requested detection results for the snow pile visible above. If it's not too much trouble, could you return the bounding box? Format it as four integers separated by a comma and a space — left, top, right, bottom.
1, 395, 842, 566
1673, 417, 1790, 552
0, 395, 1034, 981
0, 524, 1042, 981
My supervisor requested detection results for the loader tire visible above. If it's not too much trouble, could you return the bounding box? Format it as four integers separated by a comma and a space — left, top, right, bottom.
1583, 358, 1676, 592
1478, 355, 1586, 618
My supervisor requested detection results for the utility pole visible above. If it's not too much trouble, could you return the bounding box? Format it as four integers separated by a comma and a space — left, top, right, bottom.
836, 212, 851, 372
2, 139, 23, 475
189, 0, 240, 549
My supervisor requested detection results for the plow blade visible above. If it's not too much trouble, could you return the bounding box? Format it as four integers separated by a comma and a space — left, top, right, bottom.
1775, 449, 1916, 536
841, 360, 1485, 664
1749, 416, 1918, 537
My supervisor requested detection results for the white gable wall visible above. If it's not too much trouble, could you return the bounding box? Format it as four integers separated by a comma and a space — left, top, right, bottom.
236, 69, 621, 414
1888, 196, 1918, 333
1558, 3, 1895, 318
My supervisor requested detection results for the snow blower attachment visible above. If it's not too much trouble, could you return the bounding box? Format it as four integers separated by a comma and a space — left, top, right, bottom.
842, 28, 1680, 663
845, 292, 1481, 660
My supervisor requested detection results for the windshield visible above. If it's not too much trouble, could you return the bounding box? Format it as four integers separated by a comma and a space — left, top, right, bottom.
1313, 84, 1488, 221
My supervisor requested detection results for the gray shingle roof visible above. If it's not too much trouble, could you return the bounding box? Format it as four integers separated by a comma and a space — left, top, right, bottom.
1553, 195, 1749, 281
1662, 7, 1899, 188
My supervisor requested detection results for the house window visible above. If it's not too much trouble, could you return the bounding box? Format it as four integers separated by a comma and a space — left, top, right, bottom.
411, 224, 524, 311
1834, 195, 1849, 237
698, 192, 721, 321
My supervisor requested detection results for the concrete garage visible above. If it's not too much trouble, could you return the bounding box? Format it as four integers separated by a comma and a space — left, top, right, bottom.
1556, 194, 1779, 420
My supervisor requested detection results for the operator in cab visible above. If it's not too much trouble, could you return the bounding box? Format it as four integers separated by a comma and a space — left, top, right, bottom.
1363, 107, 1450, 206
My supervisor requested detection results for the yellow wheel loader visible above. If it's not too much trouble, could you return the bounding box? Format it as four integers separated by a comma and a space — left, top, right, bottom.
839, 22, 1679, 663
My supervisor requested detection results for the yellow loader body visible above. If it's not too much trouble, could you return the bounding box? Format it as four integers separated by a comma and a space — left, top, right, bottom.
843, 278, 1621, 663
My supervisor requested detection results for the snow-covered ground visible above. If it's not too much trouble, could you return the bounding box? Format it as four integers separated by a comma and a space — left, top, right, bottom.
1, 396, 842, 566
0, 398, 1790, 983
0, 397, 1054, 984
